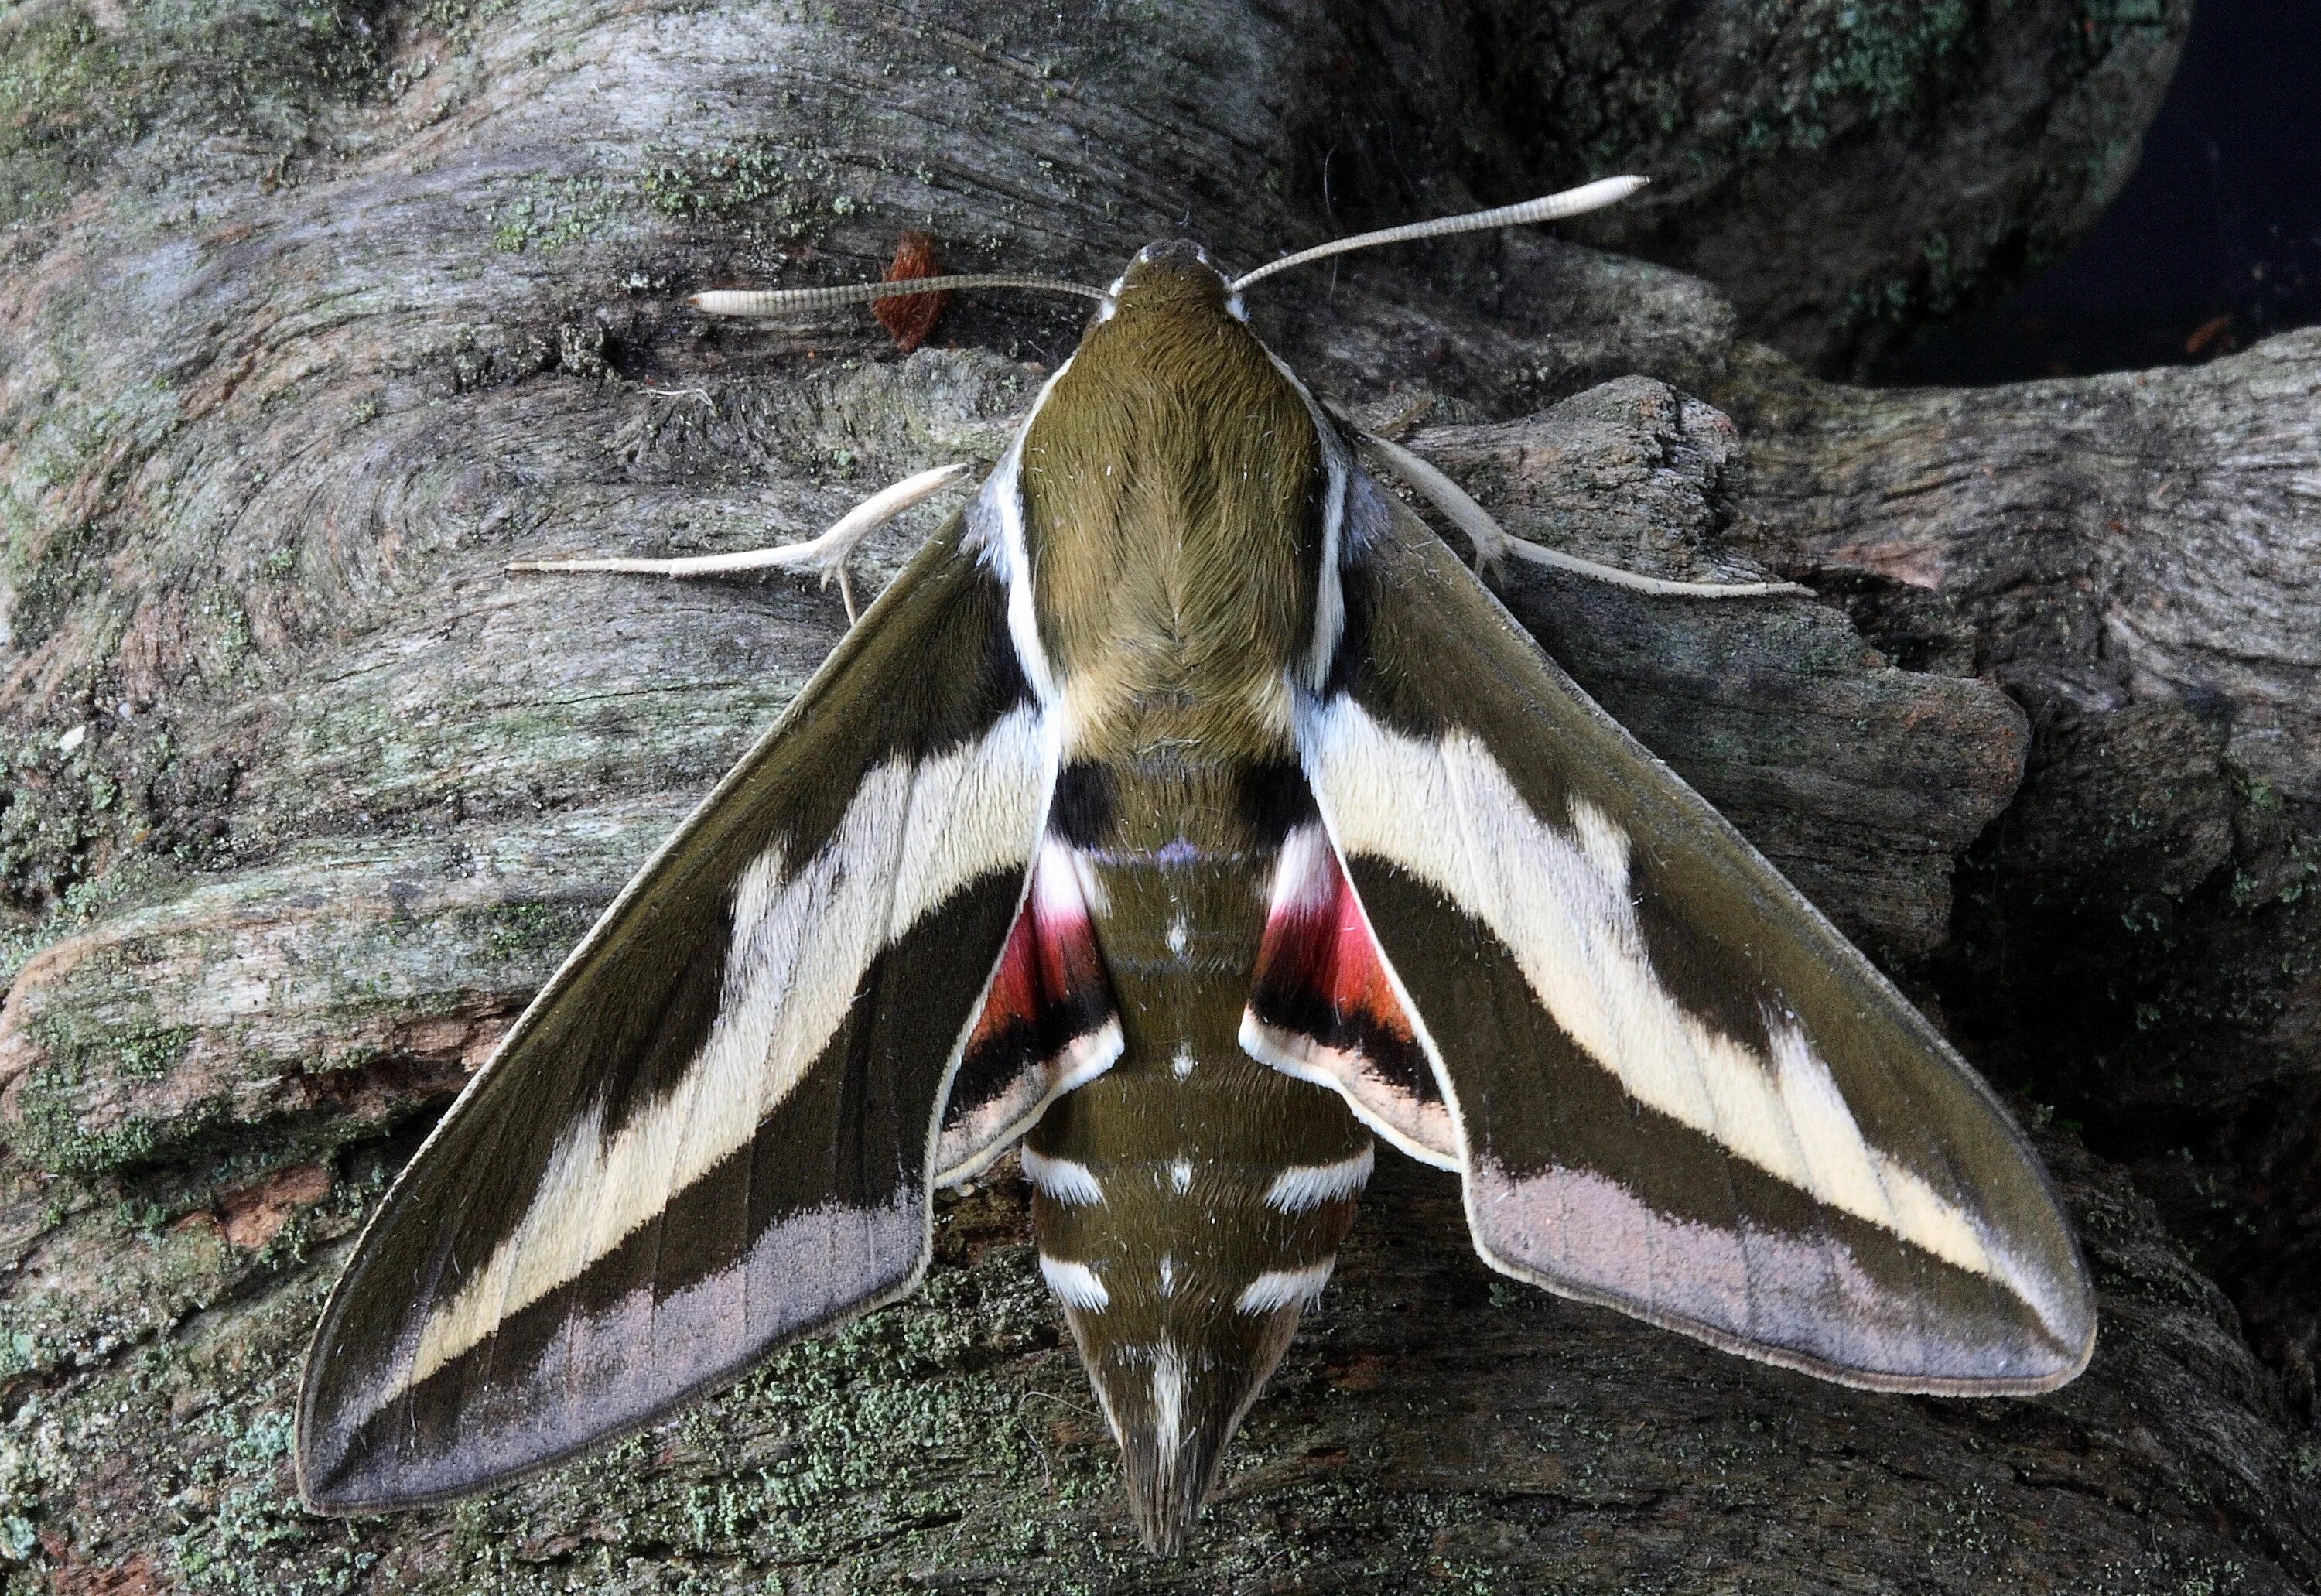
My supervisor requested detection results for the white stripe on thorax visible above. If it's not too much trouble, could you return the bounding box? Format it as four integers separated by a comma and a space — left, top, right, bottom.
969, 357, 1072, 709
1298, 698, 2036, 1309
405, 706, 1051, 1393
1259, 346, 1352, 692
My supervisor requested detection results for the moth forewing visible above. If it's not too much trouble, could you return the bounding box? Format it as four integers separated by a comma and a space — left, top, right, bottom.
1284, 487, 2095, 1393
296, 513, 1070, 1511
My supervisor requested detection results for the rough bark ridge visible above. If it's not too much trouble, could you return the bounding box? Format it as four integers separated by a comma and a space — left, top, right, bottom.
1371, 0, 2194, 375
3, 0, 2316, 1589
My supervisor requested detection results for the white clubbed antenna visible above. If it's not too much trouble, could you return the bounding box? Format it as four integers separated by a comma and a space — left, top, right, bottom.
690, 275, 1107, 317
1229, 175, 1648, 293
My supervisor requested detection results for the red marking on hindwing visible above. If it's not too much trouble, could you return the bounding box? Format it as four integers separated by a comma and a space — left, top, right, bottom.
965, 839, 1108, 1061
1252, 828, 1414, 1047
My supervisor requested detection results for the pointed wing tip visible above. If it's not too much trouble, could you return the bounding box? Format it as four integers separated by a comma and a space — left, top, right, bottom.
2019, 1328, 2097, 1394
294, 1402, 428, 1517
292, 1361, 358, 1515
1979, 1245, 2099, 1395
1465, 1214, 2102, 1399
2015, 1287, 2099, 1394
296, 1480, 369, 1518
296, 1428, 508, 1517
296, 1477, 454, 1519
1841, 1283, 2097, 1396
1823, 1308, 2097, 1397
293, 1441, 385, 1518
293, 1365, 493, 1517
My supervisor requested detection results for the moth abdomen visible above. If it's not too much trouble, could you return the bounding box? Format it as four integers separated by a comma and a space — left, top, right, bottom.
1026, 1078, 1369, 1555
1022, 747, 1369, 1552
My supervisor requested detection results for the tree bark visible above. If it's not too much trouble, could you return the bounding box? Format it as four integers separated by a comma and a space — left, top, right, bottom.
4, 0, 2316, 1589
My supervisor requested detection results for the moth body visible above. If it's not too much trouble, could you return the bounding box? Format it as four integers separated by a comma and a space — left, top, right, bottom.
1003, 245, 1373, 1550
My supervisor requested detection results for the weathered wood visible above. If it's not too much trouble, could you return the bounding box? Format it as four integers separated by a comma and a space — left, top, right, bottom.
7, 1135, 2317, 1591
1382, 378, 2028, 961
0, 0, 2313, 1587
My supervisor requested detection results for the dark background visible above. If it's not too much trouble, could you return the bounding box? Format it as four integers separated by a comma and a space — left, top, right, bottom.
1878, 0, 2320, 384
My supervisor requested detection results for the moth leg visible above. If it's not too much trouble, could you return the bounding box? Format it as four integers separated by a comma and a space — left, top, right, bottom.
506, 461, 976, 624
1354, 431, 1809, 599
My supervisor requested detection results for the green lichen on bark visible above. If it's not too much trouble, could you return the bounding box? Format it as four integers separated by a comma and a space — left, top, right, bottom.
5, 1152, 2317, 1591
0, 0, 395, 231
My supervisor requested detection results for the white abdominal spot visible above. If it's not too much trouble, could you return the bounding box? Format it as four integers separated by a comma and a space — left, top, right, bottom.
1236, 1259, 1335, 1314
1021, 1147, 1105, 1205
1263, 1146, 1374, 1212
1041, 1256, 1111, 1311
1151, 1343, 1187, 1470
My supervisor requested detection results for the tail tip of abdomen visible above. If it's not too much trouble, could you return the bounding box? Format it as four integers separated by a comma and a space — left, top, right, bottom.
1076, 1306, 1307, 1556
1122, 1439, 1219, 1556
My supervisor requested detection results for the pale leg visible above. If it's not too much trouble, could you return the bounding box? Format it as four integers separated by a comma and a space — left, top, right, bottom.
1354, 431, 1808, 599
506, 462, 976, 624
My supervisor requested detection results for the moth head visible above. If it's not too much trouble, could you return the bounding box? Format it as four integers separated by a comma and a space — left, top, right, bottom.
1101, 241, 1246, 325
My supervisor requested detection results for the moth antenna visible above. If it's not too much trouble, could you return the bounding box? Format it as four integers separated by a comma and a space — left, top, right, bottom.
691, 275, 1109, 317
1230, 175, 1648, 292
